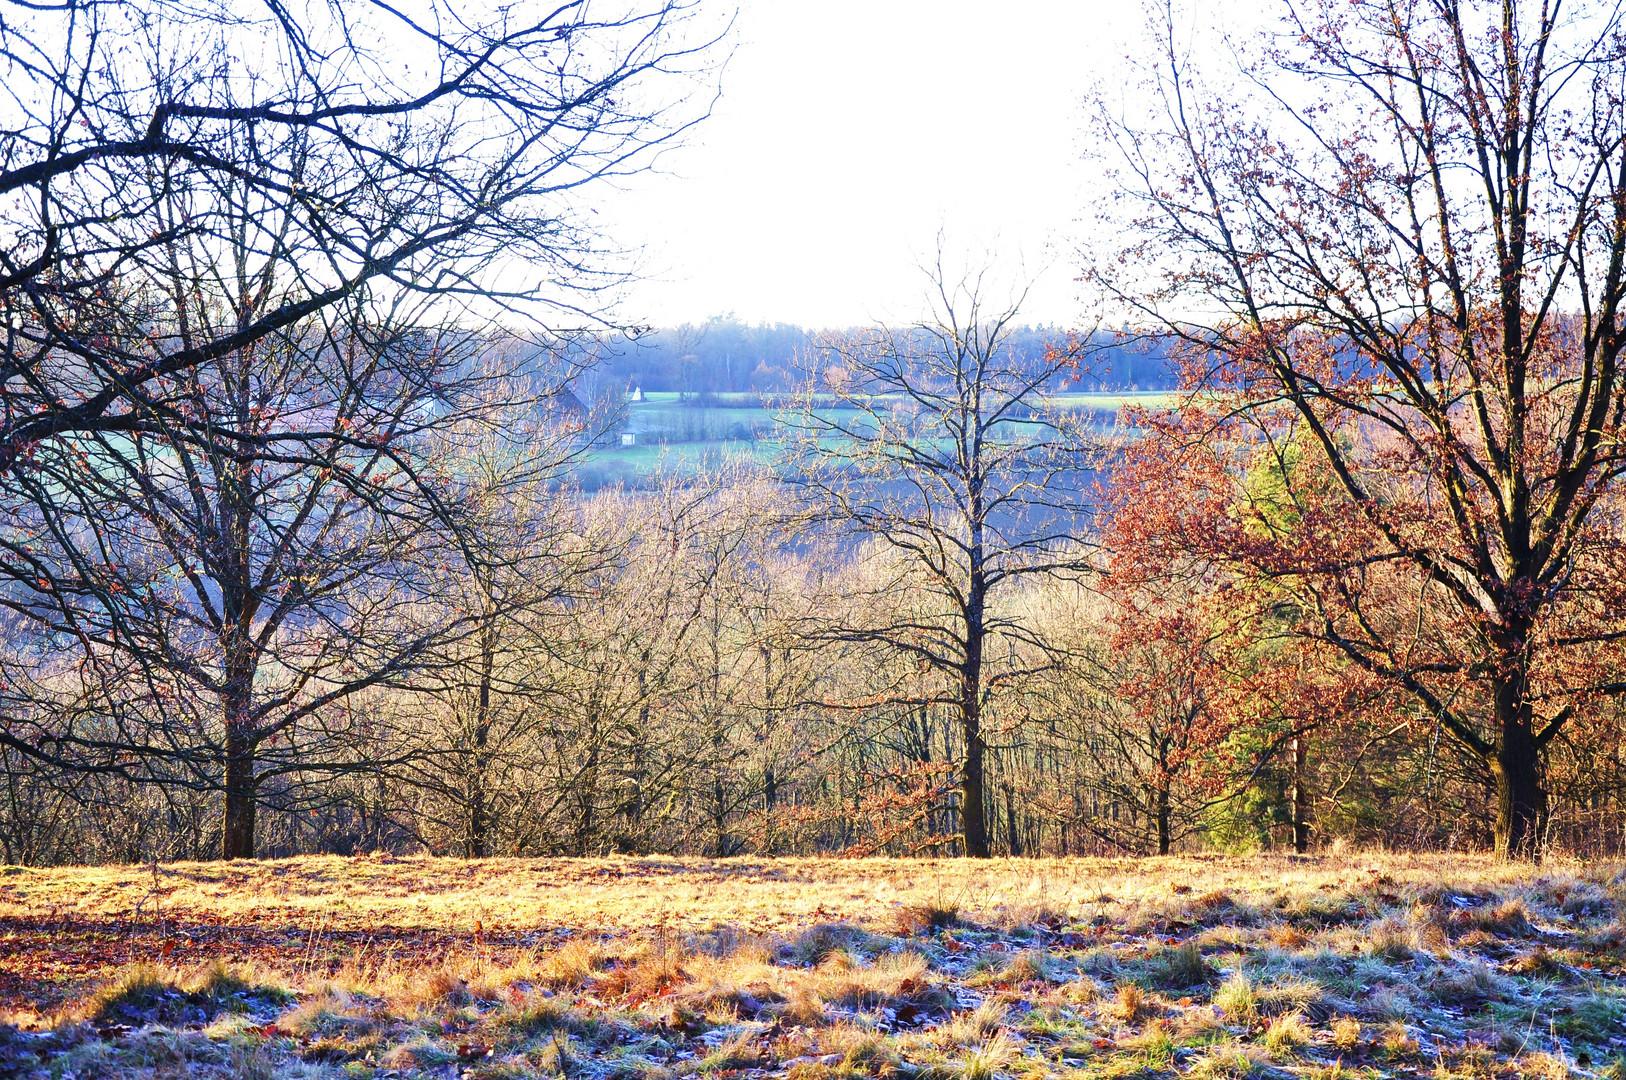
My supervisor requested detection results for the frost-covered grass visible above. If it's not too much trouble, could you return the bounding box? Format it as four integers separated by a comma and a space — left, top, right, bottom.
3, 854, 1625, 1079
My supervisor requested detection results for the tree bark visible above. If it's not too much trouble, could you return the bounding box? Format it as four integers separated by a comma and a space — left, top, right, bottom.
1004, 782, 1022, 856
1155, 782, 1172, 856
220, 623, 258, 860
961, 705, 989, 858
1291, 734, 1310, 854
222, 725, 257, 860
960, 580, 990, 857
1492, 665, 1547, 861
462, 613, 497, 858
959, 480, 992, 859
577, 743, 600, 856
762, 645, 778, 852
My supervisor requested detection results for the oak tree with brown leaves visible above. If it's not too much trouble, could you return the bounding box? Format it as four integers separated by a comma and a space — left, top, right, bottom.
1099, 0, 1626, 860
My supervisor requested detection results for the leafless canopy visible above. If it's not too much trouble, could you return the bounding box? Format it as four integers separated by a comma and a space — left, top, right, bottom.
786, 257, 1102, 856
0, 0, 719, 858
0, 0, 716, 466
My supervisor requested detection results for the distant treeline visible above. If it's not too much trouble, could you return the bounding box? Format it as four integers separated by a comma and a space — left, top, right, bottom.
586, 319, 1177, 396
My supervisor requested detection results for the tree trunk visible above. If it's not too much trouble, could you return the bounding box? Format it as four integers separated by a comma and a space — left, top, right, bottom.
220, 632, 258, 860
1488, 650, 1548, 862
1492, 749, 1546, 862
961, 715, 988, 857
1154, 782, 1172, 856
622, 648, 651, 832
959, 668, 990, 857
959, 595, 990, 857
465, 616, 496, 858
222, 725, 256, 860
1492, 719, 1546, 862
1004, 782, 1021, 856
960, 537, 990, 857
576, 742, 600, 856
761, 645, 777, 852
1291, 734, 1310, 854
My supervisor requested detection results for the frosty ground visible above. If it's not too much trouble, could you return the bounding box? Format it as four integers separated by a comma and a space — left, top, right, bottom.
0, 854, 1621, 1079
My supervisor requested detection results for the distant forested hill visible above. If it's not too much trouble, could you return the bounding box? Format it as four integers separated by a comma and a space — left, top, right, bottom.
583, 318, 1175, 399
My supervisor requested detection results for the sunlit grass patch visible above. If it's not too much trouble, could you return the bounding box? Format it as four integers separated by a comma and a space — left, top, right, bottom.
1260, 1013, 1311, 1055
1121, 1018, 1177, 1069
1186, 1042, 1270, 1080
1212, 973, 1258, 1024
10, 853, 1626, 1080
1363, 916, 1416, 961
379, 1034, 459, 1070
493, 994, 586, 1042
697, 1028, 766, 1071
597, 933, 691, 1001
278, 983, 378, 1039
896, 898, 963, 936
789, 921, 882, 964
998, 948, 1057, 985
537, 936, 611, 989
957, 1029, 1022, 1080
934, 1000, 1011, 1049
1377, 1021, 1420, 1061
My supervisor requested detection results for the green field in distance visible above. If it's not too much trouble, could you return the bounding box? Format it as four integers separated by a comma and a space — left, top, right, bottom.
572, 390, 1178, 489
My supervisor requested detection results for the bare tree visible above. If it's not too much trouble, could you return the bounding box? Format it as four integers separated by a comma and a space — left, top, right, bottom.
0, 200, 563, 858
0, 0, 716, 459
522, 470, 802, 855
388, 404, 614, 859
0, 0, 718, 859
787, 257, 1097, 857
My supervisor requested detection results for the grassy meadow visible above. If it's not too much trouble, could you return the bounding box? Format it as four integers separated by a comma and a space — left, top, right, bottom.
3, 854, 1624, 1078
578, 392, 1173, 488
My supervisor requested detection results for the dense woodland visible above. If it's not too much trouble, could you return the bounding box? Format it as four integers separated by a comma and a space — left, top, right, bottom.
3, 0, 1626, 866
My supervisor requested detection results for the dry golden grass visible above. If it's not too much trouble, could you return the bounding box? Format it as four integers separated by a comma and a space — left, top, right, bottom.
0, 850, 1594, 937
1331, 1014, 1362, 1052
2, 852, 1623, 1080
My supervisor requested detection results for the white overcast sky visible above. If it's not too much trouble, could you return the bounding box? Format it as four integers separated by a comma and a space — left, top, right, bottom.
601, 1, 1166, 330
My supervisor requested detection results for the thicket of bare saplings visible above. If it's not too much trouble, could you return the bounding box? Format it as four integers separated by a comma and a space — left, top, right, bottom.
5, 288, 1626, 867
4, 256, 1626, 866
6, 442, 1626, 866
